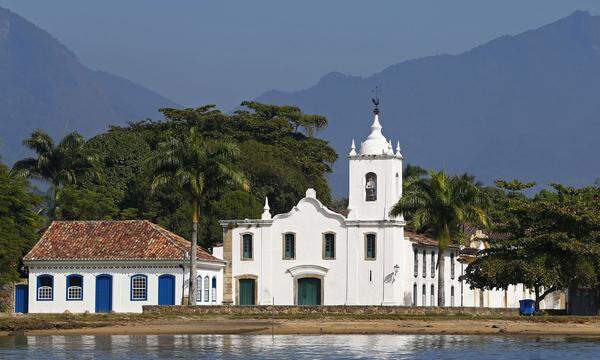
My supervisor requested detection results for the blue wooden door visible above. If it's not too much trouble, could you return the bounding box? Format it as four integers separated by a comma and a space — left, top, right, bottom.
158, 275, 175, 305
95, 275, 112, 313
15, 284, 28, 313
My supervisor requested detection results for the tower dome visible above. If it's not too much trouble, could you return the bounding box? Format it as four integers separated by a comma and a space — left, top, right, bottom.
359, 114, 390, 155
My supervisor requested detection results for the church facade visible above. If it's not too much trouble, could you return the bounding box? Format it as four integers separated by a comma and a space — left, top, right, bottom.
220, 109, 564, 309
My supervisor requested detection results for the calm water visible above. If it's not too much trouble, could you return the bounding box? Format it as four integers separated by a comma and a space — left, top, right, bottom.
1, 334, 599, 359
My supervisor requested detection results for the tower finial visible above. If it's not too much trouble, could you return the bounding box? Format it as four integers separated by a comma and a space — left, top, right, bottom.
261, 197, 271, 220
371, 86, 381, 115
349, 139, 357, 156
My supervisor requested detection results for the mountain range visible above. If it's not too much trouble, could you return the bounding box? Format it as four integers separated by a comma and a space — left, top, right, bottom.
257, 10, 600, 195
0, 6, 178, 164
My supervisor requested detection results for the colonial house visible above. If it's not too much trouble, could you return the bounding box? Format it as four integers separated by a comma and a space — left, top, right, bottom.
219, 107, 564, 309
22, 220, 225, 313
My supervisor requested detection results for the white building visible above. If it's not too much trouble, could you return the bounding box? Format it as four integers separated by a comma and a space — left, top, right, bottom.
220, 107, 564, 309
23, 220, 225, 313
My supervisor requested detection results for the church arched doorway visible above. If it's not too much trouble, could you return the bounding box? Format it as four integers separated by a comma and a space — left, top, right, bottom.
297, 277, 322, 305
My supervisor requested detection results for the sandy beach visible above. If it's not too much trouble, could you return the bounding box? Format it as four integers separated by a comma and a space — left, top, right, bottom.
3, 315, 600, 337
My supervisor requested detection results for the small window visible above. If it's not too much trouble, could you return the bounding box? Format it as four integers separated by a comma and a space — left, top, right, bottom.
431, 251, 436, 278
66, 274, 83, 301
131, 275, 147, 301
450, 253, 455, 279
421, 284, 426, 306
204, 276, 209, 302
212, 277, 217, 302
242, 234, 253, 260
369, 270, 373, 282
412, 283, 417, 306
422, 250, 426, 278
451, 286, 455, 307
283, 233, 295, 259
365, 234, 376, 260
323, 233, 335, 259
413, 249, 418, 277
430, 284, 435, 306
196, 275, 203, 303
37, 274, 53, 301
365, 172, 377, 201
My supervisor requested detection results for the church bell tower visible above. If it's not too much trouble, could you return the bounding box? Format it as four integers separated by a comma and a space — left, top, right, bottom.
347, 95, 403, 220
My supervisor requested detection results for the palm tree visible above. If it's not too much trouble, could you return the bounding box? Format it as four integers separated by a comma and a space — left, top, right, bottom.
390, 170, 488, 306
151, 127, 248, 305
11, 130, 99, 219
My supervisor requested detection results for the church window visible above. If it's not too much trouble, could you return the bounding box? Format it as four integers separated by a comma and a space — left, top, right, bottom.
242, 234, 253, 260
204, 276, 210, 302
212, 277, 217, 302
430, 284, 435, 306
365, 173, 377, 201
450, 252, 455, 279
365, 233, 376, 260
413, 249, 418, 277
37, 274, 53, 301
421, 284, 426, 306
431, 251, 435, 278
412, 283, 417, 306
323, 233, 335, 259
196, 275, 203, 302
422, 250, 426, 278
451, 286, 455, 307
283, 233, 295, 259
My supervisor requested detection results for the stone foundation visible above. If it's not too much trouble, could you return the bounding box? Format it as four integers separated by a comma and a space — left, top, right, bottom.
143, 305, 519, 316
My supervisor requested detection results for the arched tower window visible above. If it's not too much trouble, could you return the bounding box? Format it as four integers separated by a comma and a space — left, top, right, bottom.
365, 172, 377, 201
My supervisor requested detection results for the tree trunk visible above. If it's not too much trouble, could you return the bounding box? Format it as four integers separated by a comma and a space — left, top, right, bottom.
437, 249, 445, 307
534, 286, 540, 313
188, 201, 199, 305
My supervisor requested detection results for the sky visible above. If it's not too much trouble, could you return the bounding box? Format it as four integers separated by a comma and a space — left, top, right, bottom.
2, 1, 600, 111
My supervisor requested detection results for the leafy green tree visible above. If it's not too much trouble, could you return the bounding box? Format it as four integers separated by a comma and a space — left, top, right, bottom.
0, 161, 42, 285
57, 186, 119, 221
463, 182, 600, 310
390, 170, 488, 306
11, 130, 100, 219
151, 127, 249, 304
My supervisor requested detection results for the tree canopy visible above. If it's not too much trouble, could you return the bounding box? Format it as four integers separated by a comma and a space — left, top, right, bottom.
463, 181, 600, 309
0, 161, 42, 286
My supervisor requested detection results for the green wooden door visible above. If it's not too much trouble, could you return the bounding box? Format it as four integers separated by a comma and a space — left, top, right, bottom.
298, 278, 321, 305
239, 279, 255, 305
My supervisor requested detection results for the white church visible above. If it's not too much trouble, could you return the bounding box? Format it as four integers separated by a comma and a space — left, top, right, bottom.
18, 104, 563, 313
219, 105, 564, 309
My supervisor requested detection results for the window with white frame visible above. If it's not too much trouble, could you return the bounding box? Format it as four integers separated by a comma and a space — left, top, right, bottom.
451, 286, 455, 307
37, 274, 53, 301
422, 250, 426, 278
431, 251, 435, 278
413, 249, 418, 277
430, 284, 435, 306
66, 274, 83, 300
450, 252, 455, 279
421, 284, 426, 306
131, 275, 147, 301
204, 276, 209, 302
196, 275, 203, 302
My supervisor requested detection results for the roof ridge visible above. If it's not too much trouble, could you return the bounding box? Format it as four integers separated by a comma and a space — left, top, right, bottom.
145, 221, 217, 260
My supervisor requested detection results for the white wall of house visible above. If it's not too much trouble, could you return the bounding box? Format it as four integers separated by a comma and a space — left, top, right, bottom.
27, 262, 223, 313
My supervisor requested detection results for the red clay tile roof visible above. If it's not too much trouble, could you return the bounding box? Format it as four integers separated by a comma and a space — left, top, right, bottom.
405, 231, 460, 249
24, 220, 221, 262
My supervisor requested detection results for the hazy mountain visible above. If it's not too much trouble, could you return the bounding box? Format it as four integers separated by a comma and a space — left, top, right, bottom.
0, 7, 178, 163
257, 10, 600, 195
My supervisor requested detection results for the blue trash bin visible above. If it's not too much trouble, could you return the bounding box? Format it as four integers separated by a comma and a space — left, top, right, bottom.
519, 299, 535, 315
